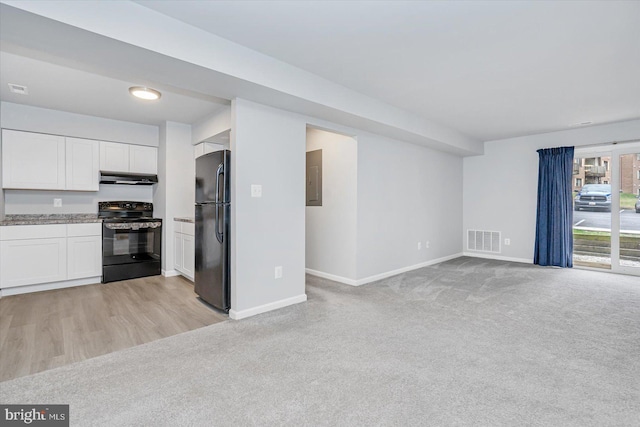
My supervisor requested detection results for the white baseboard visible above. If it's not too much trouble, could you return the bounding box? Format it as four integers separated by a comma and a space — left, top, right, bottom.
229, 294, 307, 320
162, 269, 180, 277
0, 276, 102, 297
307, 253, 464, 287
355, 253, 464, 286
305, 269, 358, 286
463, 252, 533, 264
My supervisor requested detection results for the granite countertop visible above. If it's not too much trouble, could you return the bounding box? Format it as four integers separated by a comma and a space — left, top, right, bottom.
0, 214, 103, 226
174, 217, 195, 223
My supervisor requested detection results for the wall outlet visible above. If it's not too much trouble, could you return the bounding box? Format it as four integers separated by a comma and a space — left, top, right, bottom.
251, 184, 262, 198
53, 198, 62, 208
425, 241, 430, 249
274, 266, 283, 279
417, 242, 422, 250
504, 238, 511, 246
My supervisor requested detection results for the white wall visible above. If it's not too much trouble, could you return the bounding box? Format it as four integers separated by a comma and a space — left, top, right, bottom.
4, 187, 152, 215
230, 99, 465, 314
153, 121, 194, 273
305, 127, 358, 280
0, 102, 159, 146
463, 119, 640, 262
191, 107, 231, 145
356, 132, 463, 280
230, 99, 307, 318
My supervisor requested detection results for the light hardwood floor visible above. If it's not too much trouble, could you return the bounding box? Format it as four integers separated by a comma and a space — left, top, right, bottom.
0, 275, 227, 382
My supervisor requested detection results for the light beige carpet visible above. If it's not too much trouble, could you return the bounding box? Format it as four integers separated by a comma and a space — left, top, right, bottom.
1, 257, 639, 426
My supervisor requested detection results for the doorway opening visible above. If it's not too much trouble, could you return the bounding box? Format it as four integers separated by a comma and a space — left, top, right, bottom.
304, 126, 358, 285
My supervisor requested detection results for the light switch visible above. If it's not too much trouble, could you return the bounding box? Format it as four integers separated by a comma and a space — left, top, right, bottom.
53, 198, 62, 207
251, 184, 262, 198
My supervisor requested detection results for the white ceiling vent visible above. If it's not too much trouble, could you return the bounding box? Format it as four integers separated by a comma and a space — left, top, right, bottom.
467, 229, 501, 253
8, 83, 28, 95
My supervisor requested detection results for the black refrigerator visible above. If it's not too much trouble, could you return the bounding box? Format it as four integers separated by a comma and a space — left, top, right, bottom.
195, 150, 230, 312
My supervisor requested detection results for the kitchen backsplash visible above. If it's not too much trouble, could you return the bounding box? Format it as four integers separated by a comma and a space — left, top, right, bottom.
3, 186, 153, 215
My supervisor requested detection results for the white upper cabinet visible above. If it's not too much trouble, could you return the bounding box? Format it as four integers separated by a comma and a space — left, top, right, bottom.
2, 129, 66, 190
194, 142, 224, 159
100, 141, 157, 174
130, 145, 158, 174
100, 141, 130, 172
66, 137, 100, 191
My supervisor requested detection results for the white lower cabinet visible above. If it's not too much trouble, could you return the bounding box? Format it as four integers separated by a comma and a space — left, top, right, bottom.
67, 224, 102, 279
182, 234, 195, 278
0, 237, 67, 288
0, 223, 102, 291
174, 221, 195, 281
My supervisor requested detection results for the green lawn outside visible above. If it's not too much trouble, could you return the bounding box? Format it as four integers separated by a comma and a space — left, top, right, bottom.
572, 229, 638, 238
620, 192, 638, 210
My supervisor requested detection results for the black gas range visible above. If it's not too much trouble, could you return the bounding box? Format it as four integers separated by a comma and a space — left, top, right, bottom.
99, 201, 162, 283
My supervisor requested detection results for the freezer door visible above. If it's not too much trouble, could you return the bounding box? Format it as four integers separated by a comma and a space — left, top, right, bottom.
195, 150, 224, 203
194, 203, 229, 311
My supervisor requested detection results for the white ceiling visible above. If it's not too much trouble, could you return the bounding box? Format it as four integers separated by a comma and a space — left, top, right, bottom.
135, 0, 640, 141
0, 1, 638, 143
0, 51, 228, 126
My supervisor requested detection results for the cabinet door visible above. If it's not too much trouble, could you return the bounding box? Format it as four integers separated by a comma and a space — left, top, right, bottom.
194, 143, 205, 159
100, 141, 129, 172
174, 232, 183, 272
204, 143, 224, 155
182, 234, 195, 279
0, 238, 67, 288
2, 129, 65, 190
67, 235, 102, 279
130, 145, 157, 174
66, 137, 99, 191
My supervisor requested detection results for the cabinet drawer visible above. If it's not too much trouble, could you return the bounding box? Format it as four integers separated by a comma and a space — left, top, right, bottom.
67, 223, 102, 237
0, 224, 66, 241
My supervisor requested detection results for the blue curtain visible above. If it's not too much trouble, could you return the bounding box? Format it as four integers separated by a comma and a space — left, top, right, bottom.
534, 146, 575, 267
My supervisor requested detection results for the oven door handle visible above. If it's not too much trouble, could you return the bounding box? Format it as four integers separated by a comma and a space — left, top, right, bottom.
104, 222, 161, 230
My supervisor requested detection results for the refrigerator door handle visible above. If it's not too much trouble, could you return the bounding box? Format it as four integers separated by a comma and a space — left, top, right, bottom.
215, 203, 223, 243
215, 162, 224, 243
214, 163, 223, 204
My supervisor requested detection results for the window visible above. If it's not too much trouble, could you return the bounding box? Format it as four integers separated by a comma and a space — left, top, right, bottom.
576, 178, 582, 187
603, 180, 609, 184
604, 160, 609, 171
637, 170, 640, 180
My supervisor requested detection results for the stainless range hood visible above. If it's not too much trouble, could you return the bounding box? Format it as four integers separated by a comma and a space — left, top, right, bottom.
100, 171, 158, 185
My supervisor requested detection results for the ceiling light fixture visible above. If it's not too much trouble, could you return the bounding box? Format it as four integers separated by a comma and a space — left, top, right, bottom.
129, 86, 161, 101
8, 83, 28, 95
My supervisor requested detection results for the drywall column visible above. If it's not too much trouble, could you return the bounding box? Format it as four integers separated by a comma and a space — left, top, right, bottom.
305, 128, 358, 281
154, 121, 194, 274
230, 98, 306, 319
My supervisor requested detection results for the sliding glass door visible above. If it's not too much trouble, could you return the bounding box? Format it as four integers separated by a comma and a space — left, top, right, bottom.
616, 151, 640, 273
573, 145, 640, 276
572, 154, 612, 269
